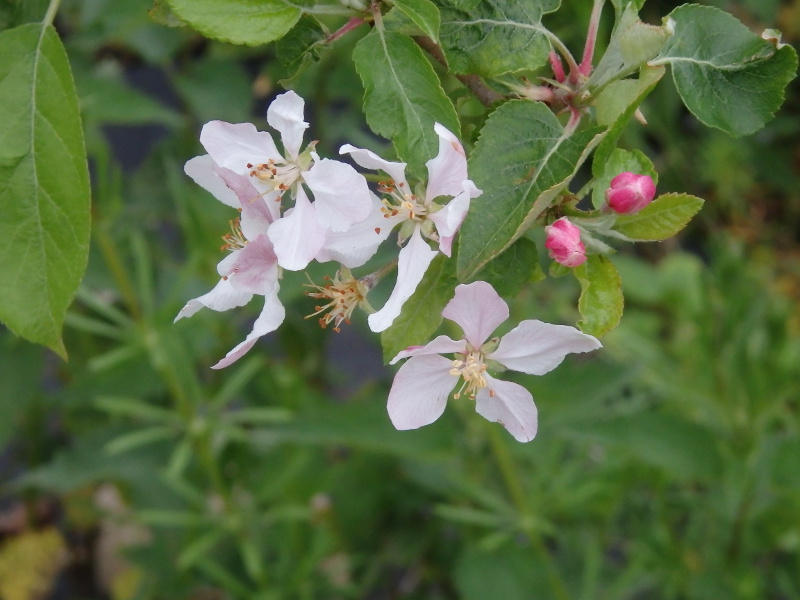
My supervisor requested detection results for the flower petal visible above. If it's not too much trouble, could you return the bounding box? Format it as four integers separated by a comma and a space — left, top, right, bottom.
367, 227, 437, 333
389, 334, 466, 365
316, 194, 400, 268
441, 281, 509, 348
220, 236, 279, 295
303, 158, 372, 231
340, 144, 409, 191
489, 320, 602, 375
475, 375, 538, 442
214, 165, 281, 230
185, 155, 239, 208
426, 180, 478, 256
200, 120, 280, 173
211, 287, 285, 369
425, 123, 469, 202
387, 354, 458, 430
174, 277, 252, 322
267, 90, 308, 161
268, 187, 327, 271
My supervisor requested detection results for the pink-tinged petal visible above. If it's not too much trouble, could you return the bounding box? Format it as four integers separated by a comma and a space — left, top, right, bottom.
185, 155, 239, 208
200, 121, 280, 173
426, 180, 478, 256
425, 123, 468, 202
221, 237, 280, 295
367, 227, 437, 333
489, 320, 602, 375
214, 165, 281, 229
389, 334, 466, 365
303, 159, 372, 231
268, 187, 326, 271
267, 90, 308, 161
441, 281, 509, 348
316, 194, 400, 268
211, 288, 285, 369
174, 278, 252, 322
387, 354, 458, 430
475, 375, 538, 443
340, 144, 409, 190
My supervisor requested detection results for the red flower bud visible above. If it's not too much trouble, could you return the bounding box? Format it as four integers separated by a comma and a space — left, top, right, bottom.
605, 172, 656, 214
545, 218, 586, 268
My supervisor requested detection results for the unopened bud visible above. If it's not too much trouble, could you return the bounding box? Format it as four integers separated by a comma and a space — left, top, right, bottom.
605, 172, 656, 214
545, 217, 586, 268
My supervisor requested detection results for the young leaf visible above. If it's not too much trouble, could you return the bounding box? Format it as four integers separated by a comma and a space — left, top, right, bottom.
650, 4, 798, 136
457, 100, 605, 281
0, 24, 91, 359
591, 148, 656, 209
380, 255, 456, 363
613, 193, 704, 241
276, 14, 327, 71
394, 0, 441, 43
353, 29, 459, 177
164, 0, 306, 45
438, 0, 559, 77
470, 237, 542, 296
574, 255, 623, 338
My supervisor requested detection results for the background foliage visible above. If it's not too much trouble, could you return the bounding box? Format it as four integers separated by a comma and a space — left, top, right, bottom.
0, 0, 798, 598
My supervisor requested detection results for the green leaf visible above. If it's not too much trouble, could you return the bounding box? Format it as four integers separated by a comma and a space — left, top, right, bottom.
650, 4, 798, 136
612, 193, 704, 241
275, 14, 327, 71
380, 254, 456, 362
0, 24, 91, 359
591, 148, 656, 209
471, 237, 542, 295
574, 255, 623, 337
457, 100, 605, 281
353, 29, 459, 177
394, 0, 441, 43
164, 0, 307, 45
438, 0, 558, 77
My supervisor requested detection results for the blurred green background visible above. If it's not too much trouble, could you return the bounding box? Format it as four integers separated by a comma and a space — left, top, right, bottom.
0, 0, 798, 598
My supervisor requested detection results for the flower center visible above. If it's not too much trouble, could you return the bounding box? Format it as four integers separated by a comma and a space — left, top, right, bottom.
378, 180, 427, 222
450, 350, 488, 399
247, 159, 301, 192
304, 270, 367, 332
220, 218, 247, 252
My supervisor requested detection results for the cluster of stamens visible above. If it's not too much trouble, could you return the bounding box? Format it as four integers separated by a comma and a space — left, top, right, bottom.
220, 218, 247, 252
246, 159, 300, 192
450, 351, 489, 400
377, 180, 427, 222
304, 272, 366, 332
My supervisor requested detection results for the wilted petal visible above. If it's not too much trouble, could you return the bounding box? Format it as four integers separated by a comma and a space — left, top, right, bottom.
475, 375, 538, 442
184, 155, 239, 208
174, 277, 252, 322
441, 281, 509, 348
389, 335, 466, 365
200, 121, 280, 172
340, 144, 409, 191
367, 227, 437, 333
387, 354, 458, 430
211, 288, 285, 369
425, 123, 468, 201
426, 180, 478, 256
303, 158, 372, 231
267, 90, 308, 161
268, 187, 326, 271
489, 320, 602, 375
316, 194, 400, 268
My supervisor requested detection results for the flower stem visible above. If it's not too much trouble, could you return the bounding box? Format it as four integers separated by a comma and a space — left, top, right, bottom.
43, 0, 61, 27
579, 0, 605, 77
327, 17, 366, 43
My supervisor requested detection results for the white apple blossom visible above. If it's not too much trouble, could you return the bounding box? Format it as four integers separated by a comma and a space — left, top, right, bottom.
196, 91, 372, 271
387, 281, 601, 442
337, 123, 482, 333
176, 162, 283, 369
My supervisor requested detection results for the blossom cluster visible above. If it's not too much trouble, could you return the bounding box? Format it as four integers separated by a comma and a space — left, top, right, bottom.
176, 92, 609, 442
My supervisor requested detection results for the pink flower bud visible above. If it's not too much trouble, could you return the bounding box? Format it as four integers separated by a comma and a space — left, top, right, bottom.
605, 172, 656, 214
545, 218, 586, 268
